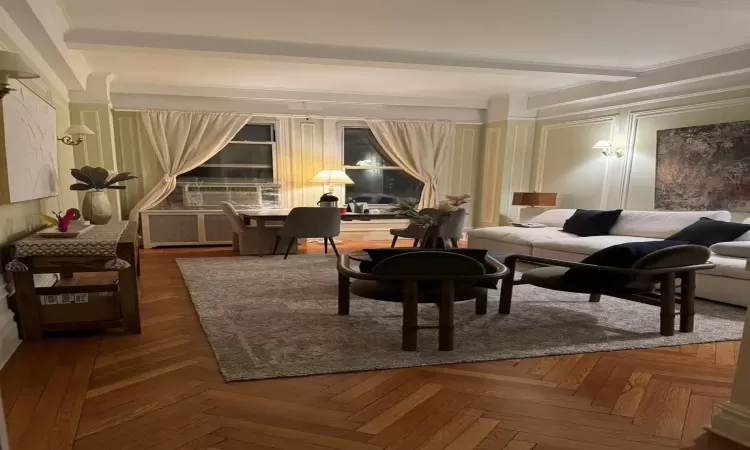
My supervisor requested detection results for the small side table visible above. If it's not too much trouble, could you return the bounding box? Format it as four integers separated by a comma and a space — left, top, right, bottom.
9, 222, 141, 341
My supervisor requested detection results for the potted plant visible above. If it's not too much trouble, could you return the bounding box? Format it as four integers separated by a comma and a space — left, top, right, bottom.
70, 166, 137, 224
390, 194, 470, 248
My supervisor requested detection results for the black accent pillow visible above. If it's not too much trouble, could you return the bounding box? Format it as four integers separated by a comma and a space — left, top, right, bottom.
362, 248, 498, 288
665, 217, 750, 247
561, 240, 688, 285
562, 209, 623, 237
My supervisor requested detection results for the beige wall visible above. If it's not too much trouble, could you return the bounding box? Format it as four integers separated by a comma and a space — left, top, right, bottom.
111, 112, 483, 233
532, 89, 750, 221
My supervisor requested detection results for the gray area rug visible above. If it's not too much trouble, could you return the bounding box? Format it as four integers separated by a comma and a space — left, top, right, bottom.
177, 255, 746, 381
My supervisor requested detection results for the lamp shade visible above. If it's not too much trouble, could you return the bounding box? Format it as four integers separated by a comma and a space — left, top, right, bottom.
0, 51, 39, 81
310, 170, 354, 184
592, 140, 612, 149
63, 124, 95, 136
512, 192, 557, 207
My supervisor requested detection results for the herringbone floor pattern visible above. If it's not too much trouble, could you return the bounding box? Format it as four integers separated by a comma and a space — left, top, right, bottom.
1, 243, 746, 450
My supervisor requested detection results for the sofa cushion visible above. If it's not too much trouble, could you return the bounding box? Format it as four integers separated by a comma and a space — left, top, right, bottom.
531, 209, 576, 227
666, 217, 750, 247
533, 235, 661, 256
562, 209, 623, 237
706, 254, 750, 281
734, 218, 750, 241
467, 226, 577, 247
609, 210, 731, 239
710, 241, 750, 258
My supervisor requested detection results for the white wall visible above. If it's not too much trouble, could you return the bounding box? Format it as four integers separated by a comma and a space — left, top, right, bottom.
531, 89, 750, 221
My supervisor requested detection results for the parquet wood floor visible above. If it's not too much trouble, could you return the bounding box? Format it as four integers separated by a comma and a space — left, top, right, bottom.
1, 242, 747, 450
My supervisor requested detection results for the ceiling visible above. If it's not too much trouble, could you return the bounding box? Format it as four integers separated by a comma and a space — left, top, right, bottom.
57, 0, 750, 110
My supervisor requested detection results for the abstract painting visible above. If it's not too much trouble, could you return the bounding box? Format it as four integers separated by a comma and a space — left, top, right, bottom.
655, 120, 750, 212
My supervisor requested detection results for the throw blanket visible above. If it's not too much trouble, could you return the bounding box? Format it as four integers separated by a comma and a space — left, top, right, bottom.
5, 221, 131, 272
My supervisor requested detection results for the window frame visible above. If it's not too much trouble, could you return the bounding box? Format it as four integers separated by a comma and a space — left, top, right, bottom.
340, 125, 422, 206
183, 121, 278, 181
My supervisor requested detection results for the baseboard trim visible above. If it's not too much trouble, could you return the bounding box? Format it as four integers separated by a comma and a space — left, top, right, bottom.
708, 401, 750, 447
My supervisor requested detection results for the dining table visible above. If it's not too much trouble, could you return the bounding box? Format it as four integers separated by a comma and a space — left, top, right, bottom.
239, 209, 401, 256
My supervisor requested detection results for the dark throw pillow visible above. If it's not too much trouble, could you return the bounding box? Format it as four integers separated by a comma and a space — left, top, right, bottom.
561, 240, 688, 285
665, 217, 750, 247
562, 209, 623, 237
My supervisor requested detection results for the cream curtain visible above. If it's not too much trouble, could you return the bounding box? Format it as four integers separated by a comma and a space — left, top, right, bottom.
365, 120, 455, 208
128, 110, 248, 220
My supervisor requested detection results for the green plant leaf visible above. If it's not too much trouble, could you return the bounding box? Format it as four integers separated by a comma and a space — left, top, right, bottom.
105, 185, 126, 190
104, 172, 138, 187
70, 183, 91, 191
70, 168, 93, 187
81, 166, 111, 189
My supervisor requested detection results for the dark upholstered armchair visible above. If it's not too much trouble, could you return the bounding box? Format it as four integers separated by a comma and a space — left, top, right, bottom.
337, 251, 507, 351
499, 245, 715, 336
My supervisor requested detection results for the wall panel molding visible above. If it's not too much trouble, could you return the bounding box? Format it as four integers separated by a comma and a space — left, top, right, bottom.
479, 127, 503, 226
501, 125, 530, 222
535, 115, 618, 192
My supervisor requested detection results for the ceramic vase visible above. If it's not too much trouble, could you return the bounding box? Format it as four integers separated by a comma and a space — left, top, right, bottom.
82, 190, 112, 225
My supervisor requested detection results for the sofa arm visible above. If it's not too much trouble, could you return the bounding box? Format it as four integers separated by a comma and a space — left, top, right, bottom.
710, 241, 750, 258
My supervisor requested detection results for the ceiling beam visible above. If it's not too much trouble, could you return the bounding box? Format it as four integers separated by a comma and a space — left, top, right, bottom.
527, 47, 750, 110
1, 0, 89, 91
110, 82, 490, 109
64, 29, 639, 80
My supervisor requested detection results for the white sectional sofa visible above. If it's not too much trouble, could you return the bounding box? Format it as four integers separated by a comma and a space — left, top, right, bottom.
467, 209, 750, 307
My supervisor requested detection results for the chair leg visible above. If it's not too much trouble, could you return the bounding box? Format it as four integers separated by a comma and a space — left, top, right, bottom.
589, 293, 601, 303
402, 281, 419, 351
329, 238, 339, 256
499, 257, 516, 314
660, 272, 676, 336
475, 291, 487, 315
450, 238, 459, 248
412, 239, 419, 247
679, 270, 696, 333
338, 272, 350, 315
438, 280, 455, 351
271, 236, 280, 255
283, 238, 295, 260
324, 237, 328, 254
391, 236, 398, 248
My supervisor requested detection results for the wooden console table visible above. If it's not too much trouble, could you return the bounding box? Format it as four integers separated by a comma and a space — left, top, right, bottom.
8, 221, 140, 340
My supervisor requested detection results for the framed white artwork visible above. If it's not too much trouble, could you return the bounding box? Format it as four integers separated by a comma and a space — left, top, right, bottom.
0, 79, 58, 204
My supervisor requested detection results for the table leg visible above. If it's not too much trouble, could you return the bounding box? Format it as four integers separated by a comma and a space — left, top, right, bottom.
680, 270, 696, 333
15, 270, 41, 341
257, 219, 266, 257
402, 281, 419, 351
120, 241, 141, 334
475, 291, 487, 315
499, 258, 516, 314
338, 273, 350, 315
660, 272, 676, 337
439, 280, 455, 351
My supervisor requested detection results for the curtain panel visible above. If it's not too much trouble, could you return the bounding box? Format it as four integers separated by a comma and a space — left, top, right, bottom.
365, 120, 455, 208
127, 110, 248, 221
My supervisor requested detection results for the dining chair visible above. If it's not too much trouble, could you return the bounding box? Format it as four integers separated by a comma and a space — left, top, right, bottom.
389, 208, 441, 247
272, 207, 342, 259
220, 201, 255, 255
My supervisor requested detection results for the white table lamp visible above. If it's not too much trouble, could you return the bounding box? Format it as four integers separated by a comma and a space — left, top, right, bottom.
310, 170, 354, 193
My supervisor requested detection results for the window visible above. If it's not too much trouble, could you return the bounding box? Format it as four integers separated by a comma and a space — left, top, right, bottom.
343, 127, 423, 205
179, 123, 275, 181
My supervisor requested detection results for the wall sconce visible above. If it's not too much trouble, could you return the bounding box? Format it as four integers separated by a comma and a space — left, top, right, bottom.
0, 50, 40, 98
58, 124, 95, 146
593, 140, 625, 158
